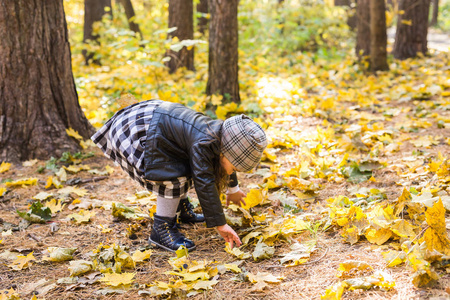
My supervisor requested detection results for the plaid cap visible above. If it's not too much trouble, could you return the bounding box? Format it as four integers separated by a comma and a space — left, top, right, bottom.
221, 115, 268, 172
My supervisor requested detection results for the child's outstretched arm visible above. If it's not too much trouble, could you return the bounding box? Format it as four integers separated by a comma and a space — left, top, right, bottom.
216, 224, 241, 249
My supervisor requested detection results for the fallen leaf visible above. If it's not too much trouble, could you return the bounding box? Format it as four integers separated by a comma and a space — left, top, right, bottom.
252, 240, 275, 261
8, 252, 35, 270
99, 273, 135, 287
67, 209, 95, 224
132, 249, 152, 263
17, 201, 52, 223
68, 260, 93, 276
336, 260, 373, 278
0, 162, 11, 173
45, 198, 65, 214
225, 243, 251, 259
66, 128, 83, 140
247, 271, 284, 284
5, 178, 38, 188
43, 247, 77, 262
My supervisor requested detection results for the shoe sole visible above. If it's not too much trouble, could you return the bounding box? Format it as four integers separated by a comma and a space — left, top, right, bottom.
148, 238, 196, 253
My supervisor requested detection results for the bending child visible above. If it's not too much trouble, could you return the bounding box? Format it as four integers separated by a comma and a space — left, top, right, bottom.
92, 99, 267, 252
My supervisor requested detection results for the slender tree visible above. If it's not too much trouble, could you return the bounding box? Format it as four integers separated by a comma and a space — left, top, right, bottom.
120, 0, 143, 38
166, 0, 194, 73
206, 0, 240, 103
430, 0, 439, 26
370, 0, 389, 71
197, 0, 209, 34
83, 0, 112, 65
393, 0, 431, 59
0, 0, 94, 162
356, 0, 371, 58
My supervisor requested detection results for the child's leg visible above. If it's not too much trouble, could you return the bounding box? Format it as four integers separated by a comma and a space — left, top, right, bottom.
156, 196, 181, 218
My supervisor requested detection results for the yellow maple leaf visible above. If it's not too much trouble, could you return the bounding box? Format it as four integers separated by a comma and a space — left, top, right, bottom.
365, 227, 393, 245
45, 198, 65, 214
336, 260, 373, 278
0, 162, 11, 173
321, 281, 348, 300
99, 272, 135, 286
390, 219, 416, 238
420, 199, 450, 255
67, 209, 95, 224
0, 187, 6, 197
382, 250, 406, 267
242, 189, 264, 210
45, 176, 63, 189
8, 252, 35, 270
66, 128, 83, 140
5, 178, 38, 188
247, 271, 284, 284
63, 165, 91, 173
225, 243, 251, 259
132, 249, 152, 262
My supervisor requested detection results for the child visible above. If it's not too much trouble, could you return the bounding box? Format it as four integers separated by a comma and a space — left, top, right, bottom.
92, 99, 267, 252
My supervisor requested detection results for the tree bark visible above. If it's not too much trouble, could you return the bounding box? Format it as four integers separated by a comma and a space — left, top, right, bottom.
0, 0, 94, 163
166, 0, 194, 73
206, 0, 240, 104
393, 0, 431, 59
370, 0, 389, 71
120, 0, 143, 39
356, 0, 371, 58
196, 0, 209, 34
83, 0, 112, 65
430, 0, 439, 26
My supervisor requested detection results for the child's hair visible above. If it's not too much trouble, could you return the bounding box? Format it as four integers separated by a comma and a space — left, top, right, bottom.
213, 154, 229, 193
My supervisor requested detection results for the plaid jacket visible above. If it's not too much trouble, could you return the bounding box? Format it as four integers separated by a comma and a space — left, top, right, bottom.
145, 101, 237, 228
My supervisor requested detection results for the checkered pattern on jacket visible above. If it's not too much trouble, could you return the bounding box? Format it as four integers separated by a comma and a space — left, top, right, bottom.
91, 100, 192, 199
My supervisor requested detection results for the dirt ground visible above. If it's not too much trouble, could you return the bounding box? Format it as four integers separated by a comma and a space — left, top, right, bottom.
2, 68, 450, 299
1, 106, 450, 300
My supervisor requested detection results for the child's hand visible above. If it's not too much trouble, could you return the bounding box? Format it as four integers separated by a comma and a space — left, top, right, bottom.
216, 224, 241, 249
226, 190, 246, 207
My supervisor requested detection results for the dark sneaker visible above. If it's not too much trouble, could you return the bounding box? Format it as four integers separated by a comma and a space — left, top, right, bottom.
148, 214, 196, 252
177, 197, 205, 224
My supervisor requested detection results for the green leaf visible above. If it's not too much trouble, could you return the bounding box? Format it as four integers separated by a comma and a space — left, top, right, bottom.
17, 201, 52, 223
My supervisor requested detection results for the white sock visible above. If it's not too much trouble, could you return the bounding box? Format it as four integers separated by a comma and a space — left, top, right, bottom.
156, 196, 181, 218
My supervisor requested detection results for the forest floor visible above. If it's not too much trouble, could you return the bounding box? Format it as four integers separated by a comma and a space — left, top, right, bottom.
1, 49, 450, 300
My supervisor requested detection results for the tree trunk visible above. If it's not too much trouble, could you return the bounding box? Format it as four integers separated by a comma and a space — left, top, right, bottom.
356, 0, 371, 58
120, 0, 143, 39
83, 0, 112, 65
430, 0, 439, 26
166, 0, 194, 73
393, 0, 431, 59
196, 0, 209, 34
0, 0, 95, 163
370, 0, 389, 71
206, 0, 240, 104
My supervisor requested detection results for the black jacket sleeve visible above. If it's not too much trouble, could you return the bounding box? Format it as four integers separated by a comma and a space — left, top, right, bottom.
189, 141, 226, 228
229, 172, 238, 188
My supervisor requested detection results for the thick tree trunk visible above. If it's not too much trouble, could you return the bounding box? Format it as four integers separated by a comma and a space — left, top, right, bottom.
393, 0, 431, 59
370, 0, 389, 71
356, 0, 371, 58
206, 0, 240, 104
120, 0, 143, 38
166, 0, 194, 73
83, 0, 112, 65
0, 0, 94, 163
196, 0, 209, 34
430, 0, 439, 26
